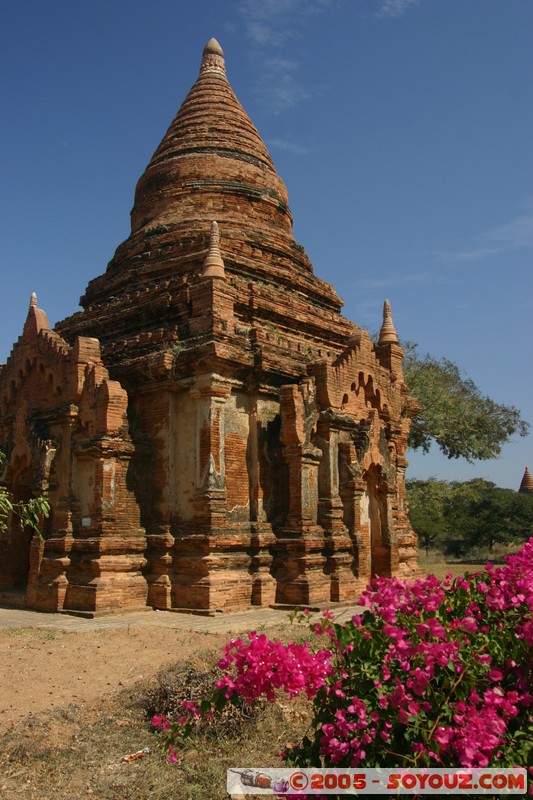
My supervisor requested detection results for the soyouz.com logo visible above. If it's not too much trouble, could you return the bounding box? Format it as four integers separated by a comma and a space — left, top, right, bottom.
227, 767, 527, 794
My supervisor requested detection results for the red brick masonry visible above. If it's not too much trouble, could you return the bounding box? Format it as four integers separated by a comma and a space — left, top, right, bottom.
0, 39, 418, 614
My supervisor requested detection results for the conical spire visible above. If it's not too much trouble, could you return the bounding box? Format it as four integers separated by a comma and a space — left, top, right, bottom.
202, 221, 225, 279
519, 466, 533, 494
130, 38, 289, 236
199, 37, 226, 79
61, 38, 344, 328
378, 299, 399, 345
23, 291, 50, 337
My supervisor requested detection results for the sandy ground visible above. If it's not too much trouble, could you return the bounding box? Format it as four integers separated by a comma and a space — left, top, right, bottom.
0, 560, 484, 738
0, 625, 228, 735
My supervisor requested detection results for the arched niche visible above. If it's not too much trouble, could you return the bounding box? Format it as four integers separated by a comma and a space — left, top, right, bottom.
363, 463, 393, 578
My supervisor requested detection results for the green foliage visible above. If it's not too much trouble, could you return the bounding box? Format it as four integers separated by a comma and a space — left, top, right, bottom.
151, 542, 533, 798
407, 477, 533, 553
0, 452, 50, 540
406, 477, 451, 552
285, 554, 533, 785
448, 479, 533, 551
143, 224, 169, 237
0, 490, 50, 540
403, 342, 529, 461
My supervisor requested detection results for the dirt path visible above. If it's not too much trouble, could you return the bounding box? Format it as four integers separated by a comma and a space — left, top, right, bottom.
0, 561, 481, 735
0, 625, 228, 734
0, 601, 366, 736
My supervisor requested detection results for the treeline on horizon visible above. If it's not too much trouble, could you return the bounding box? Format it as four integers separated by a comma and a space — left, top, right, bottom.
406, 477, 533, 558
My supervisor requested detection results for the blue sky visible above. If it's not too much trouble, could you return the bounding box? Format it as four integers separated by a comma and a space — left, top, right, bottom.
1, 0, 531, 489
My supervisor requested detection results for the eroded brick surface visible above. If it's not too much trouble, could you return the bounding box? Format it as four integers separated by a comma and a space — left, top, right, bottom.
0, 39, 418, 614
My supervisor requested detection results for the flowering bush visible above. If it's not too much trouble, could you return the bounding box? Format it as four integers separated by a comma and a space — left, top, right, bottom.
152, 539, 533, 795
152, 633, 333, 745
216, 632, 334, 702
290, 542, 533, 775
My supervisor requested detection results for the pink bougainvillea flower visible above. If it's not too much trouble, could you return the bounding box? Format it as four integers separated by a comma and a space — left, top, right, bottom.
167, 744, 179, 763
152, 538, 533, 777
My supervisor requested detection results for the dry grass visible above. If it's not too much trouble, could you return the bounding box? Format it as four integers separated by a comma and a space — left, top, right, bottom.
418, 554, 487, 581
0, 664, 309, 800
0, 631, 310, 800
1, 555, 494, 799
419, 543, 517, 581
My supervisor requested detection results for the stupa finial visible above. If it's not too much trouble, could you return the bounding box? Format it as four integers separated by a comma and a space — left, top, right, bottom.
378, 299, 399, 345
199, 38, 226, 79
29, 292, 38, 309
202, 221, 226, 279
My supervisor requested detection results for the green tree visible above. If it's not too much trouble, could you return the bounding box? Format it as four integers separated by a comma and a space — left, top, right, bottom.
403, 342, 529, 461
446, 478, 533, 551
405, 477, 451, 554
407, 477, 533, 555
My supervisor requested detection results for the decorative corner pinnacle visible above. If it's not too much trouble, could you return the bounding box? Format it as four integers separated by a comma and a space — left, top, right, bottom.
378, 298, 399, 345
202, 220, 226, 279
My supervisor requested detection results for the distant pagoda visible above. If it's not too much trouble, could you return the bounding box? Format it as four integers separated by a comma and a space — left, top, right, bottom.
518, 466, 533, 494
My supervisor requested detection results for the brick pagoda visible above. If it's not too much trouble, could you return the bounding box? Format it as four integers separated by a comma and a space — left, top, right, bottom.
519, 467, 533, 494
0, 39, 419, 615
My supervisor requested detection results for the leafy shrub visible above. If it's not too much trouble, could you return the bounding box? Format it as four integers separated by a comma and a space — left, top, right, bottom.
0, 491, 50, 539
152, 540, 533, 796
